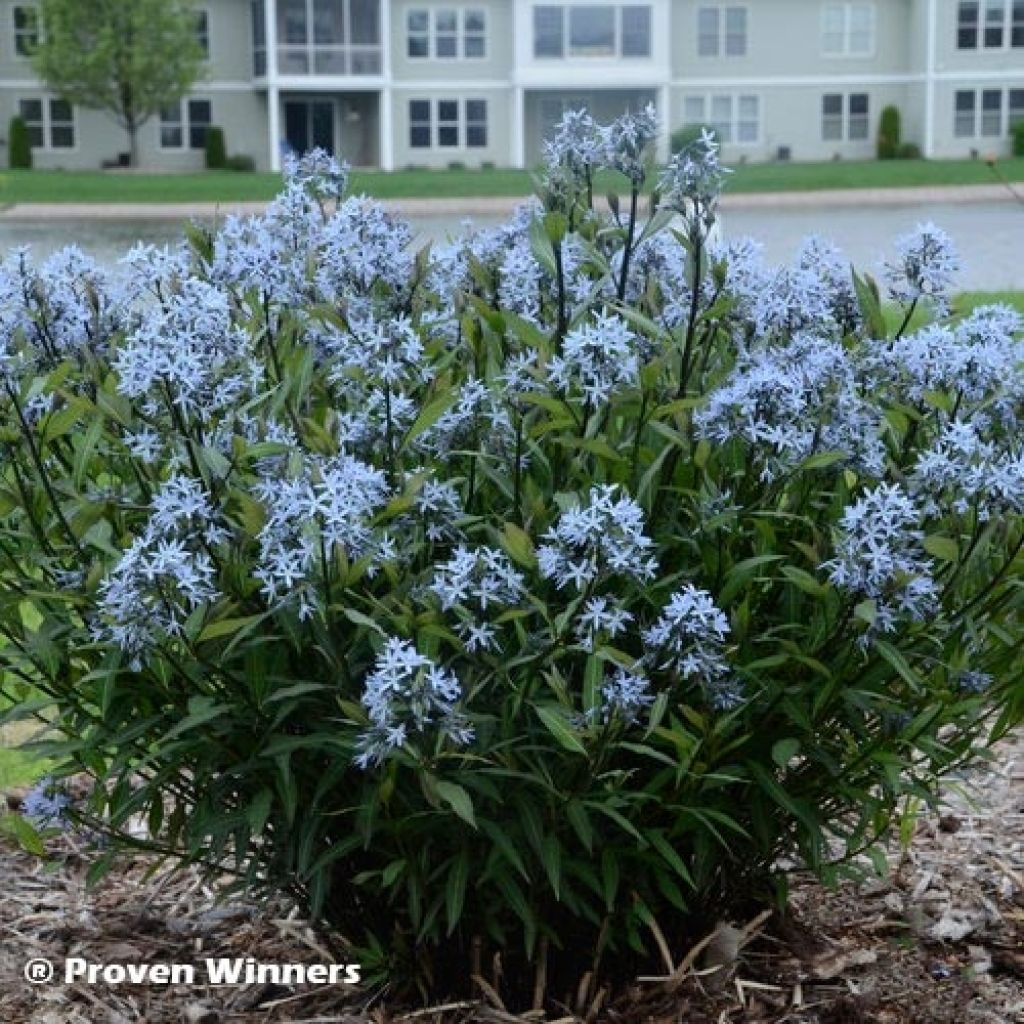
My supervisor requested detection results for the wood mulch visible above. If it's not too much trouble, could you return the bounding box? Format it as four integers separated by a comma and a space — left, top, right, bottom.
1, 735, 1021, 1024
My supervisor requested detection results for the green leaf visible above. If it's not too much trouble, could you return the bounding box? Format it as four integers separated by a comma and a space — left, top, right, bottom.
435, 780, 477, 828
781, 565, 830, 597
0, 812, 46, 856
534, 704, 588, 755
501, 522, 536, 569
923, 535, 959, 562
445, 847, 470, 934
772, 738, 801, 767
874, 640, 923, 690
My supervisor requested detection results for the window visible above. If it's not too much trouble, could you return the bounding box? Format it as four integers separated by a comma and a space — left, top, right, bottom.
981, 88, 1003, 134
821, 93, 869, 140
409, 99, 431, 147
534, 5, 564, 56
465, 9, 486, 56
466, 99, 488, 147
1010, 88, 1024, 128
12, 5, 39, 56
408, 99, 488, 150
725, 6, 747, 54
275, 0, 381, 74
621, 5, 651, 56
682, 94, 760, 145
407, 7, 487, 59
533, 5, 652, 58
18, 97, 74, 149
954, 90, 977, 136
697, 7, 719, 55
960, 0, 1024, 48
822, 94, 844, 140
252, 0, 267, 74
697, 6, 746, 56
822, 3, 875, 56
848, 92, 869, 139
437, 99, 459, 146
984, 0, 1005, 45
160, 99, 212, 150
195, 10, 210, 57
407, 10, 429, 56
570, 5, 616, 55
958, 1, 979, 47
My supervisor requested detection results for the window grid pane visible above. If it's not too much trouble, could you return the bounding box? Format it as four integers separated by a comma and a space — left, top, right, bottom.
464, 9, 486, 57
534, 5, 564, 57
698, 7, 719, 56
409, 99, 431, 148
569, 5, 615, 55
408, 9, 429, 57
984, 0, 1004, 46
466, 99, 487, 147
438, 99, 459, 147
981, 88, 1003, 135
621, 5, 651, 57
954, 90, 976, 137
1013, 0, 1024, 45
13, 5, 40, 56
822, 94, 843, 140
1009, 88, 1024, 126
958, 0, 980, 48
725, 6, 746, 55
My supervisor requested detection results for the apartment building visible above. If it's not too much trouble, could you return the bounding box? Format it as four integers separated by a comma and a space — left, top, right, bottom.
1, 1, 1022, 171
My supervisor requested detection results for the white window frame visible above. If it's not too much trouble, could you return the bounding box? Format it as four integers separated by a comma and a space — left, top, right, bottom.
696, 5, 748, 57
821, 2, 876, 58
17, 96, 77, 151
406, 7, 488, 60
159, 98, 213, 151
821, 92, 870, 141
681, 93, 761, 146
957, 0, 1024, 49
954, 86, 1024, 137
406, 98, 489, 151
195, 8, 211, 58
12, 4, 40, 58
532, 4, 653, 60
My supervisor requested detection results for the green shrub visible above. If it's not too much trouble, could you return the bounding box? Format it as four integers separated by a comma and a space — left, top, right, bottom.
1, 126, 1022, 1007
671, 123, 717, 154
224, 153, 256, 172
204, 126, 227, 170
8, 116, 32, 169
878, 105, 901, 160
897, 142, 922, 160
1014, 121, 1024, 157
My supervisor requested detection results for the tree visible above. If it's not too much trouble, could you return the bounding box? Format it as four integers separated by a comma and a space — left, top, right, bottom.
32, 0, 205, 167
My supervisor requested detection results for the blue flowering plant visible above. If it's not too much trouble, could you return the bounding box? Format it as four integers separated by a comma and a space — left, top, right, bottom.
0, 124, 1021, 1003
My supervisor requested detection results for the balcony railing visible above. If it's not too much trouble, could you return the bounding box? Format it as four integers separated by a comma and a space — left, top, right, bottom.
276, 44, 382, 75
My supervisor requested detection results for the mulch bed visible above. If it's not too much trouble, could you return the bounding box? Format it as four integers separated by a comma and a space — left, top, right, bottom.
1, 736, 1021, 1024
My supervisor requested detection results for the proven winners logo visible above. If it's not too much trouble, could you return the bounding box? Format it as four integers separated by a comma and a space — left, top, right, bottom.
25, 957, 362, 987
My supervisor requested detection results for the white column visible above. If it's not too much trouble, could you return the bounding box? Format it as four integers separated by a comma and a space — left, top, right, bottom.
379, 0, 394, 170
381, 86, 395, 170
269, 87, 282, 171
265, 0, 282, 171
657, 83, 671, 163
512, 86, 526, 169
924, 0, 937, 158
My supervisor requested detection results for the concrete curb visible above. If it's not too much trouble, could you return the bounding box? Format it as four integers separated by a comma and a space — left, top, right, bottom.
0, 182, 1019, 222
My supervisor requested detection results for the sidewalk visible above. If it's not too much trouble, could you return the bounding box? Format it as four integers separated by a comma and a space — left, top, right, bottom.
0, 182, 1019, 222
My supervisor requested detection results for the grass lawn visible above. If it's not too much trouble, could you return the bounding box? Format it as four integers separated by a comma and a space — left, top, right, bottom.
0, 156, 1023, 204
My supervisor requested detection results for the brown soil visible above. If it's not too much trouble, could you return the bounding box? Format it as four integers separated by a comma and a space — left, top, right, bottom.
1, 735, 1021, 1024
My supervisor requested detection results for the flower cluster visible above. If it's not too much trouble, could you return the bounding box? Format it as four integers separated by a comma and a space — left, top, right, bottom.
695, 334, 885, 481
822, 484, 939, 635
883, 222, 960, 313
643, 585, 739, 709
547, 312, 640, 404
538, 485, 658, 590
354, 638, 473, 768
95, 476, 225, 665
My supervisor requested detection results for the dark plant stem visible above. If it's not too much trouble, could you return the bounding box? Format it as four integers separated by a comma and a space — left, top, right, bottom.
616, 186, 640, 303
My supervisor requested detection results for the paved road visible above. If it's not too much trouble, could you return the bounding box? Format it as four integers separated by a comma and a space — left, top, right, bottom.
0, 183, 1021, 291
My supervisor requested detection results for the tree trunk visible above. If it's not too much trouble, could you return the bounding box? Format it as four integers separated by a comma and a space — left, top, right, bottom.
127, 122, 139, 168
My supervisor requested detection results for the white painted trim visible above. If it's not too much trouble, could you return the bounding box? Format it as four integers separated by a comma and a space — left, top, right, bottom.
269, 86, 282, 171
671, 73, 921, 87
935, 68, 1024, 82
265, 0, 280, 170
656, 83, 671, 160
924, 0, 936, 158
381, 86, 395, 169
392, 80, 511, 91
512, 85, 526, 168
